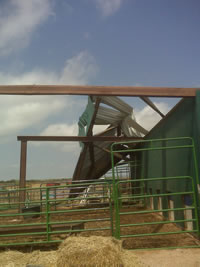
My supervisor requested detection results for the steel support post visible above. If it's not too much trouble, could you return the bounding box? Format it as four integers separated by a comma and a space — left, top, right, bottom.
19, 141, 27, 211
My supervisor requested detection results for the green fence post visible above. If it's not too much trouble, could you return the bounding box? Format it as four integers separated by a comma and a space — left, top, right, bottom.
110, 137, 200, 247
191, 139, 200, 237
115, 181, 121, 239
8, 191, 11, 209
141, 149, 146, 207
108, 182, 114, 236
111, 144, 121, 239
46, 187, 50, 242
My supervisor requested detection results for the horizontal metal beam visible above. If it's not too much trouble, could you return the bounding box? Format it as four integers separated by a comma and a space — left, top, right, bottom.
0, 85, 198, 97
17, 136, 142, 142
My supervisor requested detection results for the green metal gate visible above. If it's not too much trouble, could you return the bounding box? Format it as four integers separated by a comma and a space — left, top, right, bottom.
0, 179, 113, 247
111, 137, 200, 249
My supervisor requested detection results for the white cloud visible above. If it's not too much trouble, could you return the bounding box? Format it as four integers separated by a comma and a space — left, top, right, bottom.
0, 97, 66, 137
0, 51, 97, 140
59, 51, 98, 85
135, 102, 171, 131
95, 0, 123, 16
0, 0, 53, 56
40, 123, 78, 136
37, 123, 109, 153
0, 51, 97, 85
34, 123, 79, 153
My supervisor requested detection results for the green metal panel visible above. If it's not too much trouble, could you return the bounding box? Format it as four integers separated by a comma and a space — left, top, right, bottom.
78, 96, 95, 148
194, 90, 200, 182
145, 99, 194, 181
141, 98, 200, 228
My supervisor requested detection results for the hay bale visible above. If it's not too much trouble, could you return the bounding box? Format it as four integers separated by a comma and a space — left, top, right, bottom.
0, 238, 146, 267
57, 236, 123, 267
0, 250, 28, 267
27, 251, 57, 267
56, 236, 145, 267
0, 250, 57, 267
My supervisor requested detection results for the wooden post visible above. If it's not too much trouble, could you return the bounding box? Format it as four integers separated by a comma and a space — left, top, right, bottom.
19, 141, 27, 211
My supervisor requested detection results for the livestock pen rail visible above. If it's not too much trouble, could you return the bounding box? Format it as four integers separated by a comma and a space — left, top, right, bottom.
0, 182, 38, 211
114, 176, 200, 249
111, 137, 200, 249
1, 137, 200, 249
0, 174, 200, 250
0, 189, 19, 211
0, 179, 114, 247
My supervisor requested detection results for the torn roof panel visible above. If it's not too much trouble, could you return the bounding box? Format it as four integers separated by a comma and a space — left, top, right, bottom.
70, 95, 164, 196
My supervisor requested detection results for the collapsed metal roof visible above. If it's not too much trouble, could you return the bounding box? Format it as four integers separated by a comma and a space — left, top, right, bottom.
70, 95, 164, 196
15, 85, 198, 203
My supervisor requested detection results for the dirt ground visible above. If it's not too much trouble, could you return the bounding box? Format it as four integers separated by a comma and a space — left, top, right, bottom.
1, 246, 200, 266
135, 248, 200, 267
1, 202, 200, 266
0, 205, 199, 250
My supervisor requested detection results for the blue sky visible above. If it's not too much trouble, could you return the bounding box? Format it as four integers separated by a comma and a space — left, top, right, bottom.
0, 0, 199, 181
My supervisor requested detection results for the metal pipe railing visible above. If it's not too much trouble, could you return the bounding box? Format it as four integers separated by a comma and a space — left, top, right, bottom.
0, 179, 113, 247
110, 137, 200, 249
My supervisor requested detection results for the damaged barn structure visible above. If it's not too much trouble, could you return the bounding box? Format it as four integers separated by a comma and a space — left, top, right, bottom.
0, 85, 200, 249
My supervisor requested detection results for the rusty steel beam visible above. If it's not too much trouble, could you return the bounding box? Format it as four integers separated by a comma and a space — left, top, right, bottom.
140, 96, 165, 117
0, 85, 198, 97
72, 145, 88, 181
19, 141, 27, 210
87, 97, 101, 136
17, 136, 142, 142
72, 96, 101, 181
73, 97, 101, 181
87, 98, 101, 177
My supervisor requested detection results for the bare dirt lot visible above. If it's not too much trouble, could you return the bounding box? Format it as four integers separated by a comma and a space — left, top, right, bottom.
0, 244, 200, 266
135, 248, 200, 267
0, 205, 199, 250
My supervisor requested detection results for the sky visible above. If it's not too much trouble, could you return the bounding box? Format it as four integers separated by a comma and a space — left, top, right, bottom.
0, 0, 199, 181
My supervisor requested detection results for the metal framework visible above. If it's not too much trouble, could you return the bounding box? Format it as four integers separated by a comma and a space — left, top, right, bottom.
1, 137, 200, 249
17, 135, 142, 205
0, 85, 199, 248
0, 85, 199, 209
17, 136, 142, 142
